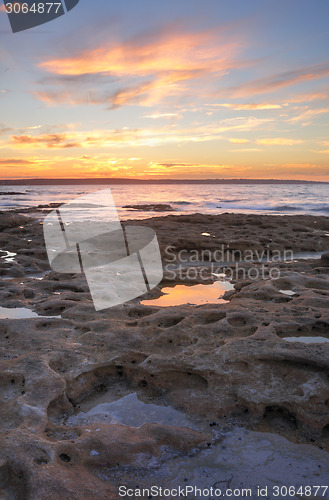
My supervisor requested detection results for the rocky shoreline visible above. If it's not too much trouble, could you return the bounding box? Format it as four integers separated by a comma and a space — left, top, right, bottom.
0, 208, 329, 498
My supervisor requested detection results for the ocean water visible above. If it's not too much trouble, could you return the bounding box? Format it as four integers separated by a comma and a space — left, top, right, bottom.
0, 183, 329, 219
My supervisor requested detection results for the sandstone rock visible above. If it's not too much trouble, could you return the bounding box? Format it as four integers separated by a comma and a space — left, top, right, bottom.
0, 210, 329, 498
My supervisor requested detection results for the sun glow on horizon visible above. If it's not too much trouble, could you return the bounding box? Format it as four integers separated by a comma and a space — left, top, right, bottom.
1, 0, 329, 181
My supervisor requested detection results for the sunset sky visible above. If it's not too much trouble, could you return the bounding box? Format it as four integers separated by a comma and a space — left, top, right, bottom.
0, 0, 329, 180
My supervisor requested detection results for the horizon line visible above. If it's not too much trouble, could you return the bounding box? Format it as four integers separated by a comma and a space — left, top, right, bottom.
0, 177, 329, 185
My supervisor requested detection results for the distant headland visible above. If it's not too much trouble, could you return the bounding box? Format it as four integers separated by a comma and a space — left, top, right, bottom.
0, 178, 328, 185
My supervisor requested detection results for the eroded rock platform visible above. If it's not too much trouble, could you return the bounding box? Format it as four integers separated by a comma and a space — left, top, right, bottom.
0, 210, 329, 498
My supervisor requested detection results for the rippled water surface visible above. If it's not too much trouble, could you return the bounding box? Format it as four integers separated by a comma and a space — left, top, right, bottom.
1, 183, 329, 217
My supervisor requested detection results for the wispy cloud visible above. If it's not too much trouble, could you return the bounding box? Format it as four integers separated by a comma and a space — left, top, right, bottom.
0, 125, 13, 134
231, 63, 329, 97
152, 162, 197, 168
37, 27, 242, 108
10, 128, 220, 149
212, 103, 282, 110
11, 133, 81, 148
256, 138, 303, 146
9, 116, 272, 150
143, 113, 181, 119
0, 158, 34, 165
40, 29, 238, 76
285, 91, 328, 103
287, 107, 329, 123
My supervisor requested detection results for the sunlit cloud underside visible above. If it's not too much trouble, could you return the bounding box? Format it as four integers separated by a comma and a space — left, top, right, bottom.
1, 0, 329, 180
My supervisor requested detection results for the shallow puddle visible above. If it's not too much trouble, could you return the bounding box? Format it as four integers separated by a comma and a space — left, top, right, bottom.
279, 289, 296, 296
113, 428, 329, 499
294, 250, 327, 260
0, 306, 59, 319
0, 250, 17, 263
283, 336, 329, 344
141, 281, 234, 307
65, 391, 197, 429
26, 271, 50, 280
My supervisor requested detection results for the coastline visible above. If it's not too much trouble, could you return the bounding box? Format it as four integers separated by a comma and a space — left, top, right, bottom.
2, 177, 329, 185
1, 207, 329, 497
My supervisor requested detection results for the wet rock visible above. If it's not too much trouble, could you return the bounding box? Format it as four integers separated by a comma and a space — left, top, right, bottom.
0, 192, 26, 196
321, 252, 329, 264
123, 204, 174, 212
0, 210, 328, 498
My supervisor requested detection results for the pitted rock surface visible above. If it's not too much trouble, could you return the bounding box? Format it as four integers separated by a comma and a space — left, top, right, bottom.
0, 210, 329, 498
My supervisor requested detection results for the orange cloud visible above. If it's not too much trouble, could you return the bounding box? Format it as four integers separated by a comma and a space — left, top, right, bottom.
214, 103, 282, 110
109, 74, 192, 108
12, 133, 81, 148
37, 28, 242, 107
2, 153, 328, 181
9, 117, 271, 151
151, 162, 197, 168
0, 158, 34, 165
40, 30, 238, 77
256, 138, 303, 146
11, 128, 219, 149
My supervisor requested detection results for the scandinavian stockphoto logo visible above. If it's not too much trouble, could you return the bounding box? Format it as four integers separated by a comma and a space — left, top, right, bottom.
43, 189, 163, 311
3, 0, 79, 33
